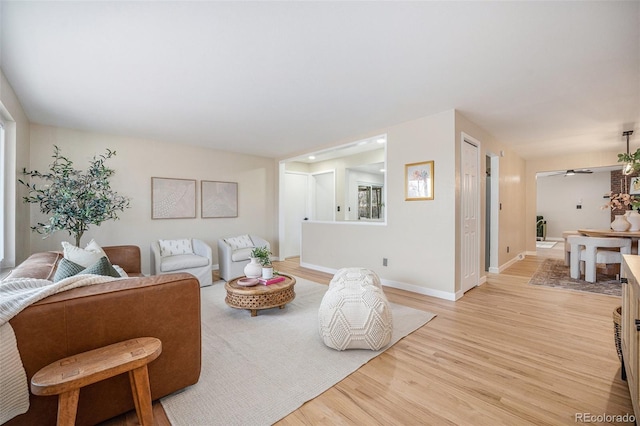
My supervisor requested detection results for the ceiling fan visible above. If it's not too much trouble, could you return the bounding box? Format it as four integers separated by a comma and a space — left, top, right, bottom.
548, 169, 594, 177
564, 169, 593, 176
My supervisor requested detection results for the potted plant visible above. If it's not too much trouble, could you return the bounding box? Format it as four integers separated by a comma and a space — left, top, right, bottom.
18, 145, 131, 246
251, 246, 273, 279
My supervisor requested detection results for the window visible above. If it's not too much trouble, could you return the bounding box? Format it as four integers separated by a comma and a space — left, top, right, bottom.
0, 120, 4, 264
358, 184, 383, 220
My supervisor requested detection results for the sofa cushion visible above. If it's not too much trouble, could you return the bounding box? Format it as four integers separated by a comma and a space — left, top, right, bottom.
53, 257, 86, 282
54, 256, 121, 282
160, 254, 209, 272
231, 247, 253, 262
159, 239, 194, 257
224, 235, 253, 251
61, 239, 108, 267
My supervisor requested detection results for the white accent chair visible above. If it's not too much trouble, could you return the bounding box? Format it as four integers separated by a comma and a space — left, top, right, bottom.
150, 238, 213, 287
568, 235, 631, 283
217, 235, 270, 281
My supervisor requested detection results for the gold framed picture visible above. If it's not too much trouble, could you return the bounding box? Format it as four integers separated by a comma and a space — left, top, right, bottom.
405, 161, 434, 201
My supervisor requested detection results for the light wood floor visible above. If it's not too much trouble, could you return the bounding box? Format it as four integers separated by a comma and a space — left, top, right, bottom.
105, 254, 633, 425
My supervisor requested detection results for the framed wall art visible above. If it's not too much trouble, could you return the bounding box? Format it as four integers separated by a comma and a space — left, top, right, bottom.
405, 160, 434, 201
201, 180, 238, 218
151, 177, 197, 219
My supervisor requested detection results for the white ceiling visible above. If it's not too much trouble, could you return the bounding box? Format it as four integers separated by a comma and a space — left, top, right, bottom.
1, 1, 638, 160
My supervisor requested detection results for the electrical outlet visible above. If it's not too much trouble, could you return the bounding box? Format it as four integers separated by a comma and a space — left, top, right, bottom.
507, 246, 510, 253
383, 258, 388, 267
576, 205, 582, 209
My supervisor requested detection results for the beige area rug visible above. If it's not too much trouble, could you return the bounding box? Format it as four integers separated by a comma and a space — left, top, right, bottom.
528, 258, 621, 297
160, 277, 436, 426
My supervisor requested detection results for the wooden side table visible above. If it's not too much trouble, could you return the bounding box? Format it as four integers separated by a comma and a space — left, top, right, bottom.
30, 337, 162, 426
225, 274, 296, 316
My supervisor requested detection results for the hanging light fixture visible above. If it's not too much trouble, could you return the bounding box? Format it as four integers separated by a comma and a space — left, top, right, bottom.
622, 130, 635, 175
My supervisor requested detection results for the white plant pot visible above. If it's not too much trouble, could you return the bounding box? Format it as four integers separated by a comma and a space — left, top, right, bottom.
244, 257, 262, 278
262, 266, 273, 279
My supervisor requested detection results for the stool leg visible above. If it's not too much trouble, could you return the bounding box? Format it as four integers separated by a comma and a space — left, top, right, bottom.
128, 366, 154, 426
57, 388, 80, 426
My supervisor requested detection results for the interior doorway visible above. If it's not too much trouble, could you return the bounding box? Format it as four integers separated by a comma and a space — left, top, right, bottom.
310, 171, 335, 221
487, 154, 499, 273
282, 171, 308, 259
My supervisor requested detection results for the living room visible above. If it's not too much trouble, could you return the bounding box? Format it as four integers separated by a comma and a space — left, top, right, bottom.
1, 1, 639, 425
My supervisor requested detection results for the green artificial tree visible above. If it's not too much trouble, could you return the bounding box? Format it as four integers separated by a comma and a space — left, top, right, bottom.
19, 145, 131, 246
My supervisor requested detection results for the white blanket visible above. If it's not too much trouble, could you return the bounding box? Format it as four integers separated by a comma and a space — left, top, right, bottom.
0, 274, 117, 424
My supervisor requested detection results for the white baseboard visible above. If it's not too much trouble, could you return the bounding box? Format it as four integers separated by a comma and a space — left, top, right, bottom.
300, 261, 460, 301
494, 252, 526, 273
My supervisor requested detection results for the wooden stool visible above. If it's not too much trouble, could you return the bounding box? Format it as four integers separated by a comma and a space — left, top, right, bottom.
30, 337, 162, 426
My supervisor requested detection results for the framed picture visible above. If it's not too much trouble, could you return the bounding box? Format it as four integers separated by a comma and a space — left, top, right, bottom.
405, 161, 434, 201
201, 180, 238, 218
151, 177, 196, 219
631, 177, 640, 195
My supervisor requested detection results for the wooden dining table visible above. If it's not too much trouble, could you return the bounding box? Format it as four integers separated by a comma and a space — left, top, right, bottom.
576, 228, 640, 257
577, 229, 640, 238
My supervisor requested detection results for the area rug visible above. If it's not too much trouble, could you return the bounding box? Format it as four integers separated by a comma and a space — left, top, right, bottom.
160, 277, 435, 426
535, 241, 557, 249
528, 258, 621, 296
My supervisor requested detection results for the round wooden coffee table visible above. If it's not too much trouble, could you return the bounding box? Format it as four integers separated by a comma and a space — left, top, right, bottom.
225, 274, 296, 317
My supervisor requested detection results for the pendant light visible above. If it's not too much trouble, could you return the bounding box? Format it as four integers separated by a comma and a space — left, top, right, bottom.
622, 130, 635, 175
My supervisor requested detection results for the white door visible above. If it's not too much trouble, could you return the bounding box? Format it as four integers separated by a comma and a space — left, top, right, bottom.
461, 136, 480, 293
311, 171, 335, 221
284, 172, 308, 258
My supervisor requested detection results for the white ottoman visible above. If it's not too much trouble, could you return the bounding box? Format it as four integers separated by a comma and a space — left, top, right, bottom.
318, 268, 393, 351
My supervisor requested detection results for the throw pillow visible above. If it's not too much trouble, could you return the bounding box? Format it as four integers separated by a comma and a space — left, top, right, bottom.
80, 256, 121, 278
112, 265, 128, 277
159, 239, 194, 257
53, 257, 86, 282
53, 256, 120, 282
224, 234, 254, 251
158, 238, 193, 257
61, 239, 108, 267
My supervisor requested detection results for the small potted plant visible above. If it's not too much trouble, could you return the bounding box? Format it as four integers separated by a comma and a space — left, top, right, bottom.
251, 246, 273, 279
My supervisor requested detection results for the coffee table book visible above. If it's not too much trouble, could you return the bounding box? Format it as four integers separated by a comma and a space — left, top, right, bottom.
258, 276, 285, 285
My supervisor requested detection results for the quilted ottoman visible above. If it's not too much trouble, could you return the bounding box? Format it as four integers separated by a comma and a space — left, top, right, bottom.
318, 267, 393, 350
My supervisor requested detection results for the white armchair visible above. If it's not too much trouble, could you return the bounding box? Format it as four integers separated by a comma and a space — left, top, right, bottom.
150, 238, 213, 287
218, 235, 270, 281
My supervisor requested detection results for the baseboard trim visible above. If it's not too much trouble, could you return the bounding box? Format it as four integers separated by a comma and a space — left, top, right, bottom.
299, 261, 459, 301
496, 252, 526, 273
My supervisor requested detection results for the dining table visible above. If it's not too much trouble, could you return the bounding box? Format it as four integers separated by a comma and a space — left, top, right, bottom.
577, 229, 640, 238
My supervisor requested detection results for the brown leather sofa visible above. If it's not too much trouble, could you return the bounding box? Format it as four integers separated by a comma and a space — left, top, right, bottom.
4, 245, 202, 426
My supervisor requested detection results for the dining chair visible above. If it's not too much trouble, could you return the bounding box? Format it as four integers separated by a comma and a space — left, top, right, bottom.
568, 235, 631, 283
563, 230, 580, 266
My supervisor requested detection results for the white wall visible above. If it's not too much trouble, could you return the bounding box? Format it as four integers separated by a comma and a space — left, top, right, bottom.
27, 124, 277, 274
536, 172, 611, 239
300, 110, 458, 299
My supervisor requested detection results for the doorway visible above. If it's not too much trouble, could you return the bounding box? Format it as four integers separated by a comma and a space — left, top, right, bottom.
310, 171, 335, 221
282, 172, 308, 258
